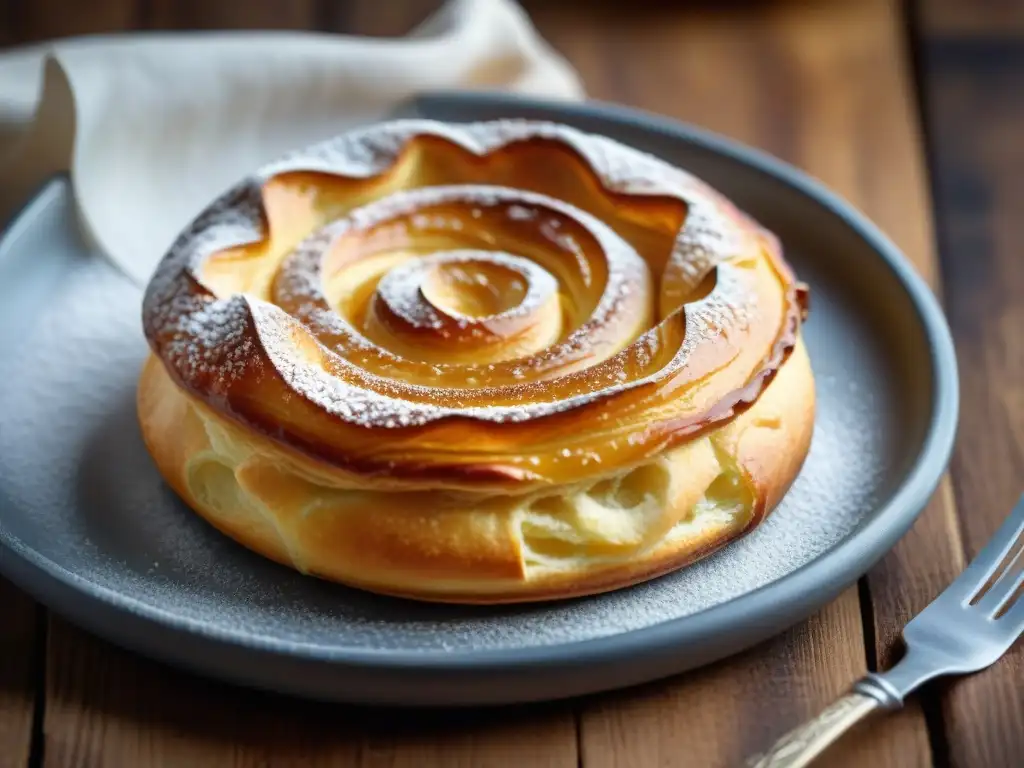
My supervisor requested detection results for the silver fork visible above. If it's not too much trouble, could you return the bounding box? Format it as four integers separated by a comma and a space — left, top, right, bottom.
747, 492, 1024, 768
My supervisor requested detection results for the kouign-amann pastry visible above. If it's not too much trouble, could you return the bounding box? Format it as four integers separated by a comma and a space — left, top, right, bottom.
138, 119, 814, 603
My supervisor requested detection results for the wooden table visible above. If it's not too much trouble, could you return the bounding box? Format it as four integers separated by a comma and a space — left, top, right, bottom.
1, 1, 1021, 765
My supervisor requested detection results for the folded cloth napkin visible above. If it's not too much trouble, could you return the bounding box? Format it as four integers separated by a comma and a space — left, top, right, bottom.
0, 0, 584, 287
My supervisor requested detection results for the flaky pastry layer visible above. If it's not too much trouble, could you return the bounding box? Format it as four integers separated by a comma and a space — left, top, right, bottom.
142, 120, 808, 490
137, 337, 813, 603
139, 119, 815, 602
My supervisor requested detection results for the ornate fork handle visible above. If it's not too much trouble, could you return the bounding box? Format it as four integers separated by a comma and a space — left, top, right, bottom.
746, 691, 881, 767
747, 492, 1024, 767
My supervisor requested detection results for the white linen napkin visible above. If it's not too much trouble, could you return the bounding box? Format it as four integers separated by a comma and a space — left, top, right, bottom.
0, 0, 584, 287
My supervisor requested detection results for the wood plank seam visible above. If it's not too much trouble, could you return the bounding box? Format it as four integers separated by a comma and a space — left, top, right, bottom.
914, 1, 1024, 759
857, 578, 880, 673
906, 9, 977, 768
0, 579, 38, 768
856, 1, 966, 768
896, 5, 961, 767
541, 1, 932, 764
28, 605, 47, 768
2, 1, 977, 766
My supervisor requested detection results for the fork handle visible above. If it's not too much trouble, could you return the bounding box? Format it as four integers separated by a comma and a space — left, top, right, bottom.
745, 691, 881, 767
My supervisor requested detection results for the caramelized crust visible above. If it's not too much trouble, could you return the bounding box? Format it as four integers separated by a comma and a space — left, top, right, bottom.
138, 120, 815, 602
138, 338, 813, 603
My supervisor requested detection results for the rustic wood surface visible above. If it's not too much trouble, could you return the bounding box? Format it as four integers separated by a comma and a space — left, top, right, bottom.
0, 579, 36, 768
917, 2, 1024, 765
0, 0, 1020, 766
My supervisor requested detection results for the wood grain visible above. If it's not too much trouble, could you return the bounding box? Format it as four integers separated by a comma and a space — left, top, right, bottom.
0, 578, 37, 768
922, 0, 1024, 36
5, 0, 1008, 766
324, 0, 440, 37
524, 1, 937, 764
20, 2, 574, 766
848, 1, 972, 767
578, 600, 872, 768
4, 0, 138, 43
915, 4, 1024, 763
44, 618, 576, 768
863, 481, 964, 763
144, 0, 317, 30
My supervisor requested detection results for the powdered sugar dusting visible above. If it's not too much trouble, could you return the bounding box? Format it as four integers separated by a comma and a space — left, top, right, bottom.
165, 295, 260, 389
142, 118, 799, 449
376, 250, 556, 332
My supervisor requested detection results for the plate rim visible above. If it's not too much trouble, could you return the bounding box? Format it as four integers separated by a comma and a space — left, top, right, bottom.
0, 92, 959, 694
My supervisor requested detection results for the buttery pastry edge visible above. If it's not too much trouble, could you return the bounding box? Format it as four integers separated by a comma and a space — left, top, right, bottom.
138, 119, 815, 603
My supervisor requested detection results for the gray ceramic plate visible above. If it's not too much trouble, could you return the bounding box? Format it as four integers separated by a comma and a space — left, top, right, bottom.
0, 93, 958, 706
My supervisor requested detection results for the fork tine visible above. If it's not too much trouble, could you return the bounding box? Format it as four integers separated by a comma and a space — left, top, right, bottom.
976, 546, 1024, 616
1003, 591, 1024, 636
951, 493, 1024, 605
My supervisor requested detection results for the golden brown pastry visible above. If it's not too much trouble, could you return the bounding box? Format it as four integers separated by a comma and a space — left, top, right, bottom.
138, 119, 814, 603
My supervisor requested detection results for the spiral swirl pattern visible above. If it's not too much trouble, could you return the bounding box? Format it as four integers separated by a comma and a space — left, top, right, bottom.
143, 120, 807, 490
